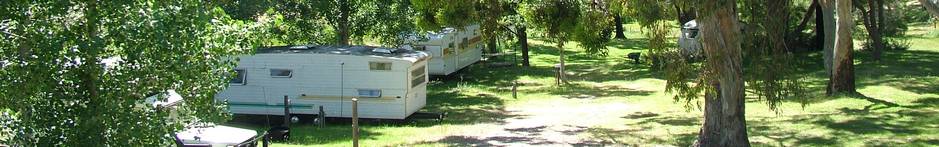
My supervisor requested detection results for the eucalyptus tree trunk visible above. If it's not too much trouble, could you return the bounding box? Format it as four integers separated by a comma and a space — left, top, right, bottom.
695, 1, 749, 146
767, 0, 791, 53
819, 0, 837, 95
518, 26, 531, 67
337, 0, 351, 45
79, 0, 105, 145
613, 14, 626, 39
921, 0, 939, 18
856, 0, 884, 61
876, 0, 885, 36
831, 0, 857, 94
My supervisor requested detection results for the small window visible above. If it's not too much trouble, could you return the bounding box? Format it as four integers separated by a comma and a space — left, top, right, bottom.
230, 69, 247, 85
443, 48, 453, 56
412, 75, 426, 88
414, 45, 426, 51
369, 62, 392, 71
411, 66, 426, 77
357, 89, 381, 98
270, 69, 292, 78
448, 42, 454, 48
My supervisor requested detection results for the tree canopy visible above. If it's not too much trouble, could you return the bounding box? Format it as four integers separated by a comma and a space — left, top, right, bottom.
0, 1, 260, 146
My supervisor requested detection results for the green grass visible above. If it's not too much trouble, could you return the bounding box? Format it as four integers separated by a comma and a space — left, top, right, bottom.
231, 23, 939, 146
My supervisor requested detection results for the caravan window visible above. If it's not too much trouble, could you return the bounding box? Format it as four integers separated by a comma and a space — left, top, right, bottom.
230, 69, 246, 85
412, 75, 426, 88
443, 48, 453, 56
414, 45, 426, 51
411, 66, 426, 77
270, 69, 292, 78
460, 38, 469, 50
357, 89, 381, 98
411, 66, 427, 88
369, 62, 392, 71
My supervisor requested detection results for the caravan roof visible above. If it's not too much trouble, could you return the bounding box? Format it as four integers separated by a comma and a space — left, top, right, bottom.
256, 45, 429, 62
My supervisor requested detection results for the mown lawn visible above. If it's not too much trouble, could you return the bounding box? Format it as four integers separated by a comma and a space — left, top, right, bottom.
230, 23, 939, 146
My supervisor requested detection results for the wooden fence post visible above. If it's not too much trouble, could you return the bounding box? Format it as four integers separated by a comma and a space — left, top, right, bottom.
352, 97, 359, 147
283, 95, 290, 128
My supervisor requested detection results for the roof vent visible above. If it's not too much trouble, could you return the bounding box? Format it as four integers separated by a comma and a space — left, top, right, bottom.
372, 48, 393, 54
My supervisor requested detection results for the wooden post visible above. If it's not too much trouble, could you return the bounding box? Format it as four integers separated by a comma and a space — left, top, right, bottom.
318, 105, 326, 127
512, 81, 518, 99
352, 98, 359, 147
554, 64, 561, 86
283, 95, 290, 128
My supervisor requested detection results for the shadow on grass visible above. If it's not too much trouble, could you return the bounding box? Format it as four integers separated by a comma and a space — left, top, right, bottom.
404, 125, 612, 146
572, 112, 701, 146
909, 97, 939, 108
746, 106, 939, 146
526, 82, 655, 99
424, 90, 522, 125
854, 50, 939, 95
780, 49, 939, 105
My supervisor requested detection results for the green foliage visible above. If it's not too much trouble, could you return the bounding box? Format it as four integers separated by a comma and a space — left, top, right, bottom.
899, 0, 936, 23
411, 0, 479, 30
521, 0, 582, 43
626, 0, 808, 111
735, 0, 808, 111
625, 0, 672, 28
572, 1, 613, 55
0, 1, 260, 146
265, 0, 416, 46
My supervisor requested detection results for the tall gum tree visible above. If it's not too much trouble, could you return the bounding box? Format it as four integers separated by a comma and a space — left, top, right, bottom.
694, 0, 750, 146
819, 0, 837, 95
831, 0, 856, 94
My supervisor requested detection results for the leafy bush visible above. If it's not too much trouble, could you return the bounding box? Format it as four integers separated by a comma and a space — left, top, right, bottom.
885, 37, 912, 50
899, 2, 934, 23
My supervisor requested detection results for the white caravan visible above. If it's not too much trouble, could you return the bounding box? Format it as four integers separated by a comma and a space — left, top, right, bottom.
215, 45, 430, 120
408, 25, 484, 75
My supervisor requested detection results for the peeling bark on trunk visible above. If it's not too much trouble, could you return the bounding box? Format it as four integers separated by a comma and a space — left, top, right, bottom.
832, 0, 857, 94
518, 26, 531, 67
613, 14, 626, 39
819, 0, 837, 95
695, 1, 749, 146
767, 0, 791, 53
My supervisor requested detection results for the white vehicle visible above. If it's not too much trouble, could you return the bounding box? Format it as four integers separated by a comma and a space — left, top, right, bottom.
215, 45, 431, 120
406, 25, 484, 75
142, 90, 266, 147
678, 20, 703, 59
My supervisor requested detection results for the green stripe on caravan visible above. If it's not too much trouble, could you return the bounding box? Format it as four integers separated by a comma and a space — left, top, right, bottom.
227, 102, 316, 109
